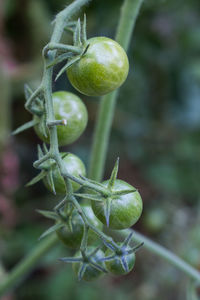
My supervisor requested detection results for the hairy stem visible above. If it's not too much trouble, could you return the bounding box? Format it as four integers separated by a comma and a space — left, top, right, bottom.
121, 230, 200, 283
89, 0, 144, 181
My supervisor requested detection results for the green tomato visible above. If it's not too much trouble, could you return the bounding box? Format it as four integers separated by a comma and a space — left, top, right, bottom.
105, 245, 135, 275
43, 152, 86, 194
72, 246, 105, 281
92, 179, 143, 230
56, 203, 103, 249
67, 37, 129, 96
34, 91, 88, 146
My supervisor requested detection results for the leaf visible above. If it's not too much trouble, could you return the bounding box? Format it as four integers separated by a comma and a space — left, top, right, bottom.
38, 223, 63, 240
47, 52, 73, 68
108, 158, 119, 190
12, 120, 37, 135
36, 209, 58, 220
26, 170, 47, 187
55, 55, 81, 81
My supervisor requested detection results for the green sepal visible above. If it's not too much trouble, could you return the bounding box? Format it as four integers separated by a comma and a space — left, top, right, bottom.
104, 198, 112, 227
78, 263, 86, 281
55, 55, 81, 81
36, 209, 59, 221
12, 120, 37, 135
40, 117, 48, 138
120, 256, 129, 273
24, 84, 32, 101
37, 144, 44, 159
38, 223, 63, 240
78, 175, 105, 189
26, 170, 47, 187
42, 143, 48, 154
81, 14, 87, 44
59, 256, 82, 263
126, 242, 144, 255
47, 169, 56, 195
73, 193, 103, 202
47, 52, 73, 69
74, 18, 82, 46
108, 158, 119, 190
113, 188, 136, 196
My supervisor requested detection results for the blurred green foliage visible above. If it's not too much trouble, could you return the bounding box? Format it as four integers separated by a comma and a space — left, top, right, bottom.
1, 0, 200, 299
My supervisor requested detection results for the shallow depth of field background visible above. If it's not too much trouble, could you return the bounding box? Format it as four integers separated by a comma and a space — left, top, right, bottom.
0, 0, 200, 299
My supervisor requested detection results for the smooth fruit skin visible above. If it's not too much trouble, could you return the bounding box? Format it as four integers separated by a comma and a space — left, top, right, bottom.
92, 179, 143, 230
34, 91, 88, 146
67, 37, 129, 96
72, 247, 105, 281
43, 152, 86, 194
56, 204, 103, 249
105, 247, 135, 275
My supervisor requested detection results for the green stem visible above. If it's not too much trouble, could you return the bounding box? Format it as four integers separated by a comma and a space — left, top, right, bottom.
0, 234, 58, 296
121, 230, 200, 283
89, 0, 144, 181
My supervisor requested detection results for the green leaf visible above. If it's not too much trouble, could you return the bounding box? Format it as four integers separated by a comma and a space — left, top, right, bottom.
108, 158, 119, 190
38, 223, 63, 240
55, 55, 81, 81
36, 209, 58, 220
26, 170, 47, 187
12, 120, 37, 135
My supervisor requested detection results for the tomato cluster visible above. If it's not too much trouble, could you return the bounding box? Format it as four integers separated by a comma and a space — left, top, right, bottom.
23, 33, 143, 281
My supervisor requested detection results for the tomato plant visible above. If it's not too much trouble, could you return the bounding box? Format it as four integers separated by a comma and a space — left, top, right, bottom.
72, 247, 106, 281
43, 152, 86, 194
67, 37, 129, 96
91, 179, 143, 229
105, 246, 135, 275
56, 203, 103, 248
34, 91, 88, 146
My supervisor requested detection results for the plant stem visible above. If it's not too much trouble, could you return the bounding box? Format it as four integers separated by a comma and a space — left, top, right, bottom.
0, 234, 58, 296
89, 0, 144, 181
120, 229, 200, 283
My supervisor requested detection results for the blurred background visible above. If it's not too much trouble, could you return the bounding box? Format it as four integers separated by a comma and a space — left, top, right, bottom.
0, 0, 200, 299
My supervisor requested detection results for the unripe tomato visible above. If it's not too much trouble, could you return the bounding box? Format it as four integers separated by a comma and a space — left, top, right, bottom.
56, 203, 103, 248
105, 245, 135, 275
34, 91, 88, 146
72, 246, 105, 281
67, 37, 129, 96
92, 179, 143, 230
43, 152, 86, 194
